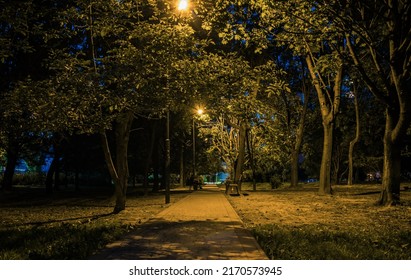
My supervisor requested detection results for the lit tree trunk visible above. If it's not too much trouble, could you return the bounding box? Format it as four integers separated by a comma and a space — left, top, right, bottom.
290, 150, 299, 188
319, 120, 334, 194
100, 111, 134, 213
331, 141, 344, 185
246, 129, 256, 191
348, 87, 360, 185
234, 80, 258, 191
378, 109, 402, 205
234, 121, 247, 192
306, 50, 343, 195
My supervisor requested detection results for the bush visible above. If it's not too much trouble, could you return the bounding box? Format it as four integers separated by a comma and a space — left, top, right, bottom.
269, 176, 282, 189
12, 173, 45, 185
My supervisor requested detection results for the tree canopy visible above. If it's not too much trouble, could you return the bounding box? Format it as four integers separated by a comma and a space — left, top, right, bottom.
1, 0, 410, 210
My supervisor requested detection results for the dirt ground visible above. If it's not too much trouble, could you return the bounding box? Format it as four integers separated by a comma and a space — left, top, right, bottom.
227, 183, 411, 237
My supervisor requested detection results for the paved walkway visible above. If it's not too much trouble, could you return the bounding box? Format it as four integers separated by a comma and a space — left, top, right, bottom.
91, 185, 268, 260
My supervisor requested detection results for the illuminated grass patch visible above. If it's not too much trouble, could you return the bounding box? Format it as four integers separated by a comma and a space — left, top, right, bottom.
252, 224, 411, 260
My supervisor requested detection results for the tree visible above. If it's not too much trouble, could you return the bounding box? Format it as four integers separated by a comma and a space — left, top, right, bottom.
347, 79, 360, 186
330, 0, 411, 205
266, 55, 312, 188
199, 0, 347, 194
0, 0, 72, 191
181, 53, 259, 184
198, 1, 304, 186
265, 1, 345, 194
37, 0, 202, 212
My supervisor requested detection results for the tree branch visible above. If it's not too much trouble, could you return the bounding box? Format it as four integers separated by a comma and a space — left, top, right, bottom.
345, 34, 390, 106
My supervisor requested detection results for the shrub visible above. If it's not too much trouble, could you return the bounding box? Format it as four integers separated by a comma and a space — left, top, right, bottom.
269, 176, 282, 189
12, 173, 45, 185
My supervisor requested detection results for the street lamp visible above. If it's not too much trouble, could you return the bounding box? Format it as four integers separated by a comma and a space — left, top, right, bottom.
178, 0, 189, 11
165, 0, 189, 204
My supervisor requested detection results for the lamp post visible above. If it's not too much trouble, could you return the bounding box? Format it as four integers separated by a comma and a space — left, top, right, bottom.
165, 0, 189, 204
192, 107, 204, 179
165, 109, 171, 204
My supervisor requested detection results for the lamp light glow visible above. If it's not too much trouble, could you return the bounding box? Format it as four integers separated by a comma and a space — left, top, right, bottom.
177, 0, 188, 11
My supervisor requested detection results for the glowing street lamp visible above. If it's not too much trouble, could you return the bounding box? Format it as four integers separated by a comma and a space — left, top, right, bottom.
178, 0, 188, 11
196, 108, 204, 115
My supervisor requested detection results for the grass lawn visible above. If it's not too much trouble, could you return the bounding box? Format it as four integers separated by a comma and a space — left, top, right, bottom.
0, 185, 189, 259
1, 183, 410, 259
228, 182, 411, 259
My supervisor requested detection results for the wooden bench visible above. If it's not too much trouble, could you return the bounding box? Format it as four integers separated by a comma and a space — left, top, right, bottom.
225, 178, 241, 195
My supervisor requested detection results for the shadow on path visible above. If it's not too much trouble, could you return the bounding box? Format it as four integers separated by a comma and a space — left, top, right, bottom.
90, 218, 264, 260
90, 186, 267, 260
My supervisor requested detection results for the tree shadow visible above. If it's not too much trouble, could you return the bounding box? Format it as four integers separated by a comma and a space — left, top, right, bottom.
3, 212, 115, 228
90, 219, 267, 260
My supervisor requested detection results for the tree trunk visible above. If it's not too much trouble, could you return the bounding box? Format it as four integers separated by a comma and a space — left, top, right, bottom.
100, 111, 134, 214
378, 110, 402, 205
113, 112, 134, 213
45, 143, 61, 194
379, 138, 401, 205
344, 11, 411, 204
290, 96, 308, 188
1, 144, 19, 191
319, 121, 334, 195
331, 143, 343, 185
246, 129, 256, 191
45, 156, 57, 194
290, 68, 309, 188
143, 123, 156, 195
234, 122, 247, 192
290, 150, 299, 188
305, 51, 342, 195
348, 88, 360, 185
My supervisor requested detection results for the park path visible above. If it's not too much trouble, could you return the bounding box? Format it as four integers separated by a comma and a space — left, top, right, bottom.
90, 185, 267, 260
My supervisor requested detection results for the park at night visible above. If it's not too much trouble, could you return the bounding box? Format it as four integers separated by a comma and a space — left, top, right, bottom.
1, 0, 410, 262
